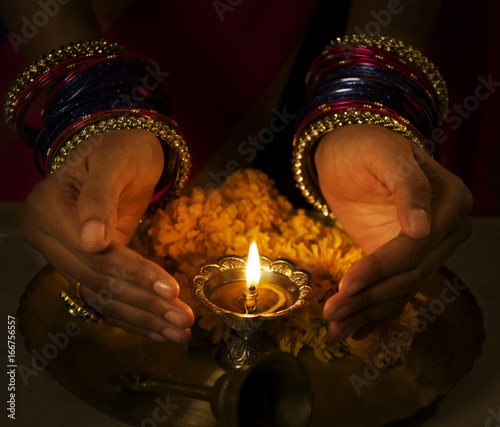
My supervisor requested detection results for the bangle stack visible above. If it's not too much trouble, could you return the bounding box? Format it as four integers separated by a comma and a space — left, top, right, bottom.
5, 39, 193, 322
292, 33, 448, 218
4, 39, 125, 131
4, 39, 191, 213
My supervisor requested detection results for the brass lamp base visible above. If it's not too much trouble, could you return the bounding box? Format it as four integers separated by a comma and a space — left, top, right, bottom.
216, 333, 272, 369
192, 255, 312, 369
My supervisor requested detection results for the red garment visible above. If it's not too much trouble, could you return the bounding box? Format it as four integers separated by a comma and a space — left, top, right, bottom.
0, 38, 42, 199
0, 0, 319, 197
427, 0, 500, 214
1, 0, 499, 214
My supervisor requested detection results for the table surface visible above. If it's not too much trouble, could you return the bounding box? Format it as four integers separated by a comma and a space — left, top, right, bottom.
1, 201, 499, 427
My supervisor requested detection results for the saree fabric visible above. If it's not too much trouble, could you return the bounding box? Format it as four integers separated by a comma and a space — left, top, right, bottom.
0, 0, 322, 197
425, 0, 500, 214
0, 0, 499, 214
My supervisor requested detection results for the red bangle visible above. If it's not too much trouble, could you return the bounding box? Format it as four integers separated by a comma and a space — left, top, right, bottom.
11, 54, 116, 146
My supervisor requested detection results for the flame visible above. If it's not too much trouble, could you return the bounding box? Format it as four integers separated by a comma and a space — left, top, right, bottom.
246, 242, 260, 291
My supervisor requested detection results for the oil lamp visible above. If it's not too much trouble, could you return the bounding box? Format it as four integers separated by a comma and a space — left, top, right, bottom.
192, 242, 312, 368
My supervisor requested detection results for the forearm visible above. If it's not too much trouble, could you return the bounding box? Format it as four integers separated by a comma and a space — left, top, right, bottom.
1, 0, 101, 61
346, 0, 442, 49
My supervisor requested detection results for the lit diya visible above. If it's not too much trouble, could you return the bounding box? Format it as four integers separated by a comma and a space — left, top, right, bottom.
192, 242, 312, 368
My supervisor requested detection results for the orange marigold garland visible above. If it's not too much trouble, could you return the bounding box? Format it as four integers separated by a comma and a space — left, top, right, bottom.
147, 169, 418, 364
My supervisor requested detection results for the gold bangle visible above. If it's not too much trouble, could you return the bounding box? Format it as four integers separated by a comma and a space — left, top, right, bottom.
49, 115, 191, 204
292, 110, 424, 218
316, 34, 448, 121
4, 39, 125, 128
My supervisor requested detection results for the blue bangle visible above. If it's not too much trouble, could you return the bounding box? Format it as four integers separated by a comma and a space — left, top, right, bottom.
34, 56, 170, 174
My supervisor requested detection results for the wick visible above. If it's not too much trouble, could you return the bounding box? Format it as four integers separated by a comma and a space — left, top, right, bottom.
244, 285, 258, 314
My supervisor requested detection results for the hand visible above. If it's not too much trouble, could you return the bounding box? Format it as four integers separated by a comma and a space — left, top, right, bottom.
22, 129, 194, 343
316, 124, 473, 342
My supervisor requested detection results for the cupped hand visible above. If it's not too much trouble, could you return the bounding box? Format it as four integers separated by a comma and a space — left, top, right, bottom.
22, 129, 194, 343
316, 124, 472, 342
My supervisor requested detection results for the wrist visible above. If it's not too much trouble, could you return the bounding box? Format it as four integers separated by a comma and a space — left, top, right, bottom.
5, 40, 191, 215
292, 33, 447, 218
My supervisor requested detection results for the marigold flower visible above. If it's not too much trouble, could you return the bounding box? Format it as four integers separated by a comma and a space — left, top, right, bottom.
146, 169, 417, 363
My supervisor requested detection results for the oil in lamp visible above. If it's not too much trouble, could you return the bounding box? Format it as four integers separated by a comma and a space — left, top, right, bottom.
192, 242, 312, 368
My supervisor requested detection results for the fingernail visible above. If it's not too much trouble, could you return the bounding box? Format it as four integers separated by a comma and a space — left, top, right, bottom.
154, 280, 177, 299
339, 281, 363, 296
162, 327, 191, 344
166, 308, 194, 329
331, 306, 352, 321
338, 280, 345, 292
408, 208, 430, 237
164, 309, 182, 326
162, 327, 181, 342
81, 220, 106, 249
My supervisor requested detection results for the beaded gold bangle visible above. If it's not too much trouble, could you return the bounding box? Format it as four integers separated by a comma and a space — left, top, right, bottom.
49, 114, 191, 205
4, 39, 125, 127
319, 34, 448, 120
292, 110, 424, 218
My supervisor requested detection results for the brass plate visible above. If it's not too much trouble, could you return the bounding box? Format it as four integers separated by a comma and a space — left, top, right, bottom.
17, 265, 484, 426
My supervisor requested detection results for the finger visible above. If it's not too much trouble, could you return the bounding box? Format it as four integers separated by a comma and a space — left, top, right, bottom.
31, 229, 194, 342
78, 280, 194, 330
25, 182, 177, 303
82, 287, 191, 343
77, 241, 182, 300
87, 285, 193, 344
350, 306, 406, 341
339, 173, 469, 298
414, 153, 473, 223
26, 218, 181, 302
105, 313, 192, 344
61, 247, 193, 329
381, 148, 432, 239
77, 130, 164, 252
22, 177, 80, 248
326, 217, 472, 325
75, 138, 127, 253
23, 223, 193, 332
327, 295, 408, 342
338, 234, 431, 297
324, 274, 416, 322
105, 319, 171, 344
79, 278, 193, 342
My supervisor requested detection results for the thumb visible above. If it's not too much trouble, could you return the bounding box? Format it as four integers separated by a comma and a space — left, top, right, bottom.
77, 160, 124, 253
385, 151, 432, 239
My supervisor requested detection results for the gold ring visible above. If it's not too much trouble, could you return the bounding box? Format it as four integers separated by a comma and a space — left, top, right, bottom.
59, 290, 100, 323
75, 282, 82, 300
